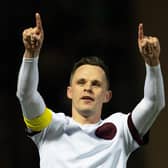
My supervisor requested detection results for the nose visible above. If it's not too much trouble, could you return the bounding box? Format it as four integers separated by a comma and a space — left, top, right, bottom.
84, 83, 92, 93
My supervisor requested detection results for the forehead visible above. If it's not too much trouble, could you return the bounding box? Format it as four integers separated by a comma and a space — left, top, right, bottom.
73, 64, 106, 80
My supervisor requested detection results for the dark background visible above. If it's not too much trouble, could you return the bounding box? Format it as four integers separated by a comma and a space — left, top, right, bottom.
3, 0, 168, 167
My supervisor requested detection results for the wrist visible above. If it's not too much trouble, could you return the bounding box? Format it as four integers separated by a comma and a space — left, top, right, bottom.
144, 58, 160, 67
23, 49, 40, 58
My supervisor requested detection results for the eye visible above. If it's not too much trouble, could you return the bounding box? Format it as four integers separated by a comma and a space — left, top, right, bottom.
92, 80, 101, 87
77, 79, 86, 85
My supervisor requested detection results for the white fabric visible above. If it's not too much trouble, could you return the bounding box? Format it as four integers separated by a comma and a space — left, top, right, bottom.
132, 64, 165, 136
16, 57, 46, 119
31, 111, 139, 168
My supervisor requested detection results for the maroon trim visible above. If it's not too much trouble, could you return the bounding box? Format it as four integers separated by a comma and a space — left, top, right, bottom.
127, 113, 149, 145
95, 122, 117, 140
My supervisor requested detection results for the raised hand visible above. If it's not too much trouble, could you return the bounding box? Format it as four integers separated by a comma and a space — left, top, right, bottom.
22, 13, 44, 57
138, 23, 160, 66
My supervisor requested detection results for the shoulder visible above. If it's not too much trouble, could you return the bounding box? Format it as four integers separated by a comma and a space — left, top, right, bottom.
104, 112, 129, 123
102, 112, 131, 135
94, 112, 129, 140
51, 111, 71, 125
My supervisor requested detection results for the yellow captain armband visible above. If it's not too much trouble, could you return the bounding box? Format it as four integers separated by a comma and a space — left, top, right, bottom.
23, 108, 52, 131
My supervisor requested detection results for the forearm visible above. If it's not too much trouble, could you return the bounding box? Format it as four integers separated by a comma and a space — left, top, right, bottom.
132, 63, 165, 136
16, 56, 45, 119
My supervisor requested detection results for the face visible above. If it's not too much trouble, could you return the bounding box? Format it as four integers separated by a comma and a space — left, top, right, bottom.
67, 64, 112, 118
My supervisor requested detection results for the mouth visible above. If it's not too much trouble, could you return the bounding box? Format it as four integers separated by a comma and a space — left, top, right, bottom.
80, 96, 94, 102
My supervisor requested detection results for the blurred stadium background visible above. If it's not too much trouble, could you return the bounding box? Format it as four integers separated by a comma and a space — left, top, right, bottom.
3, 0, 168, 167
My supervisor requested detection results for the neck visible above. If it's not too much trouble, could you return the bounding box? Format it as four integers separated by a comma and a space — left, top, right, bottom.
72, 109, 101, 125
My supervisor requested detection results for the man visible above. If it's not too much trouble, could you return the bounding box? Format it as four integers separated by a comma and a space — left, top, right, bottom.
16, 13, 165, 168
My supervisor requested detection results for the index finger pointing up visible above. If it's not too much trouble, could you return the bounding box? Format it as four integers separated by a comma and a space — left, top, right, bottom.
35, 13, 43, 30
138, 23, 144, 41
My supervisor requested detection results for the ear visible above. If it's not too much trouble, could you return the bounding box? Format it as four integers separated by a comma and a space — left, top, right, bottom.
103, 90, 112, 103
67, 86, 72, 99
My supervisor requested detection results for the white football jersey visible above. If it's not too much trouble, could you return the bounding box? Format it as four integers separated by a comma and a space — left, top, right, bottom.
29, 111, 145, 168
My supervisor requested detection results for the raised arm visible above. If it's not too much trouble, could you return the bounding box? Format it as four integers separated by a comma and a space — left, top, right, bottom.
16, 13, 52, 131
131, 23, 165, 137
